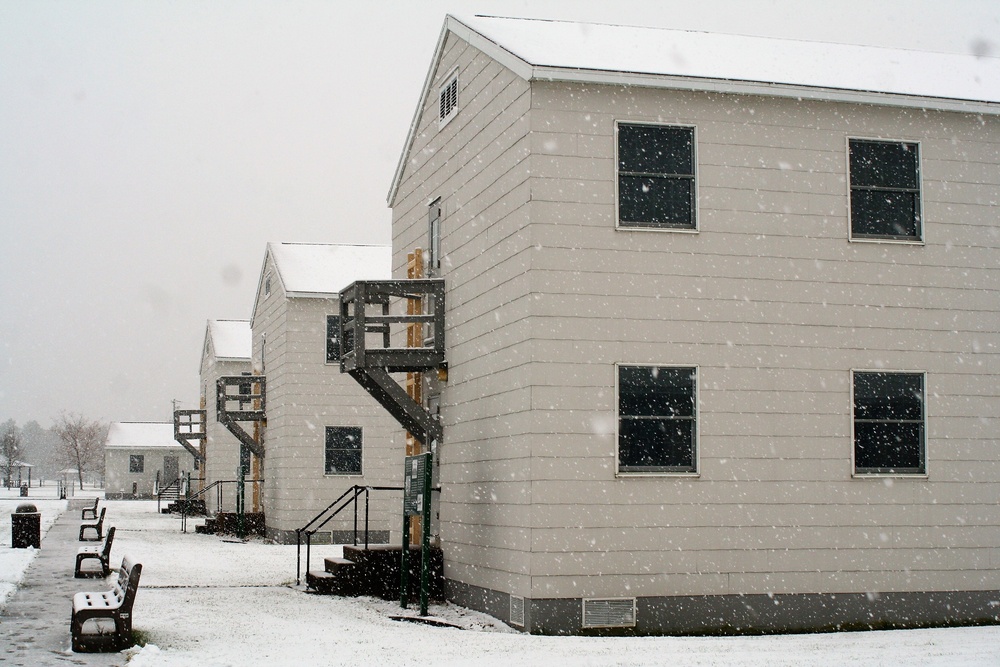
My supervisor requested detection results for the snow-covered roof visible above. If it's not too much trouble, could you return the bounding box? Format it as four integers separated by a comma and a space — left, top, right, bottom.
207, 320, 251, 361
265, 243, 392, 298
389, 14, 1000, 203
454, 15, 1000, 106
105, 422, 180, 450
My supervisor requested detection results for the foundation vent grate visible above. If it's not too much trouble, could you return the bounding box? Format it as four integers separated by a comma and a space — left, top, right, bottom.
582, 598, 637, 628
509, 595, 525, 627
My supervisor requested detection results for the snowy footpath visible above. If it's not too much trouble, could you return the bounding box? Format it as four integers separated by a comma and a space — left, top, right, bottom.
2, 492, 1000, 666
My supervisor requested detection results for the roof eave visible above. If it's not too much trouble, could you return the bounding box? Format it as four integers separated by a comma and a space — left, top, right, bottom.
530, 65, 1000, 115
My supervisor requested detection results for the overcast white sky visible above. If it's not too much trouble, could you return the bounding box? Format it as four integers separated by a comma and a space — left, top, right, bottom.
1, 0, 998, 429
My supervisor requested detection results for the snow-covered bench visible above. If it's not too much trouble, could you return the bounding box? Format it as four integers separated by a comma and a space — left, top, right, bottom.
75, 526, 115, 578
81, 497, 99, 520
70, 555, 142, 652
79, 507, 106, 541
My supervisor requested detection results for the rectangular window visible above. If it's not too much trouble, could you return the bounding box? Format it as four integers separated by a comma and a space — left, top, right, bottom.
853, 371, 925, 475
428, 198, 441, 275
326, 315, 341, 364
617, 365, 697, 474
325, 426, 362, 475
129, 455, 144, 473
617, 123, 696, 229
849, 138, 921, 240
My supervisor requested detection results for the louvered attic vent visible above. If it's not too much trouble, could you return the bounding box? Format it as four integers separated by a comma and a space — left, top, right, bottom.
582, 598, 637, 629
509, 595, 525, 627
439, 76, 458, 125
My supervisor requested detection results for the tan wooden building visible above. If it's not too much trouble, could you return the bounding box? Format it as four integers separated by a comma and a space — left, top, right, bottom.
377, 15, 1000, 634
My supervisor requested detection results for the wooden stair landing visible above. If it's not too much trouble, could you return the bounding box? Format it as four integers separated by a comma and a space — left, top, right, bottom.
306, 544, 443, 600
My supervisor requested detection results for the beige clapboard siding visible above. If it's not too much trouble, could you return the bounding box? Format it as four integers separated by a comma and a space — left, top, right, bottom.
201, 354, 251, 509
391, 34, 536, 584
392, 33, 1000, 600
252, 255, 401, 538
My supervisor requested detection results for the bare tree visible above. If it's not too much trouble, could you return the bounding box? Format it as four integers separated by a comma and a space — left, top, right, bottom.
53, 413, 107, 489
1, 419, 20, 487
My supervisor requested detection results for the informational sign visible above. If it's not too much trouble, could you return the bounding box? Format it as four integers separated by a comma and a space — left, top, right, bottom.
403, 453, 430, 516
401, 451, 433, 616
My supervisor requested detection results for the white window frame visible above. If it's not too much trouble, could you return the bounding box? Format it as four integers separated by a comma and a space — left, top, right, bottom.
846, 136, 925, 245
850, 369, 928, 478
615, 363, 700, 477
325, 314, 341, 365
614, 120, 699, 233
427, 197, 442, 276
438, 69, 459, 128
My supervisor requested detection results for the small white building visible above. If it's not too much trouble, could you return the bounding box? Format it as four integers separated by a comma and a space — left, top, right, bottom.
105, 422, 195, 499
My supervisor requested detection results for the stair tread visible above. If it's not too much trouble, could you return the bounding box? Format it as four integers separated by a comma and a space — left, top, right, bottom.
306, 570, 337, 579
324, 556, 356, 566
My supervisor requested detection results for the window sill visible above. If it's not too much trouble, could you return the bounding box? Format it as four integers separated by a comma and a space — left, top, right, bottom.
616, 224, 699, 234
616, 471, 700, 478
324, 473, 363, 478
849, 236, 924, 246
852, 472, 928, 479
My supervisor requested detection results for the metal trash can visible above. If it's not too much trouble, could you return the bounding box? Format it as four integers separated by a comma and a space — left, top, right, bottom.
11, 503, 41, 549
20, 483, 28, 497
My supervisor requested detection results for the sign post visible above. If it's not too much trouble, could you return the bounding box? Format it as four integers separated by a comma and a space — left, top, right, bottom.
401, 452, 432, 615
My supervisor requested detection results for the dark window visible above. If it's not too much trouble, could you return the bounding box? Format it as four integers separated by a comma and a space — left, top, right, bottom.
853, 371, 925, 474
129, 455, 144, 473
618, 123, 696, 229
618, 366, 697, 473
849, 139, 921, 240
428, 199, 441, 274
326, 315, 341, 364
325, 426, 362, 475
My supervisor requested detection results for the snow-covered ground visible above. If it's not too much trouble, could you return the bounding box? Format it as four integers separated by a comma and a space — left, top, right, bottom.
3, 493, 1000, 666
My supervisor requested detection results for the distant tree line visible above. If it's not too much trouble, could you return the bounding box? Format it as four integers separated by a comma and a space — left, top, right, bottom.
0, 414, 107, 489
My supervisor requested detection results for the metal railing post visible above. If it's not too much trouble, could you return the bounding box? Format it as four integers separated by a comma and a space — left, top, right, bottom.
296, 529, 301, 586
364, 487, 371, 550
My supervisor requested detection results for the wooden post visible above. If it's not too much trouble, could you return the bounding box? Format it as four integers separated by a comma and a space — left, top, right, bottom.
199, 395, 207, 493
252, 375, 263, 514
406, 249, 424, 542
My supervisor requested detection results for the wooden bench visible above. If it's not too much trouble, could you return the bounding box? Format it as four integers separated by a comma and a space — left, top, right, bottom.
70, 555, 142, 652
79, 507, 106, 541
75, 526, 115, 578
81, 498, 100, 520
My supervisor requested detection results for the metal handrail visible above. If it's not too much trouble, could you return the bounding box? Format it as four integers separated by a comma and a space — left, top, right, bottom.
295, 485, 402, 586
156, 477, 183, 514
179, 478, 265, 533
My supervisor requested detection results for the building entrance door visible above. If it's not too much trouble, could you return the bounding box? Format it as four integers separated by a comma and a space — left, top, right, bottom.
163, 455, 179, 482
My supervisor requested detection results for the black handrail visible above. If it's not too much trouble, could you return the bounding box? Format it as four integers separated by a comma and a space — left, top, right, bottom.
295, 485, 402, 586
156, 477, 183, 514
179, 478, 265, 533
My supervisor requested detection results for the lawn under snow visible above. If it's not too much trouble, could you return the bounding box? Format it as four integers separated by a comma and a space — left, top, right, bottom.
3, 492, 1000, 666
